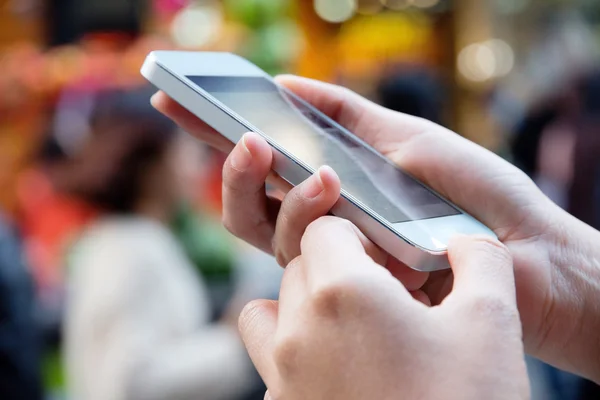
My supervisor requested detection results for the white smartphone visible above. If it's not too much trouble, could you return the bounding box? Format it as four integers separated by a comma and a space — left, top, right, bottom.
141, 51, 496, 272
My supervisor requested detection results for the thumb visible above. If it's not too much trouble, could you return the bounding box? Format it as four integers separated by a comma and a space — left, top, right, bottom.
446, 235, 516, 308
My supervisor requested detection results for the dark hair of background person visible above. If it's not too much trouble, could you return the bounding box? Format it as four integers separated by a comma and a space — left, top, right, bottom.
511, 105, 559, 177
511, 69, 600, 234
569, 70, 600, 231
45, 0, 145, 46
49, 86, 177, 213
0, 214, 43, 400
506, 70, 600, 400
377, 70, 444, 125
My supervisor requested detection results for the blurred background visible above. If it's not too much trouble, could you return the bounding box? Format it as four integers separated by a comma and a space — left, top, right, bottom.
1, 0, 600, 399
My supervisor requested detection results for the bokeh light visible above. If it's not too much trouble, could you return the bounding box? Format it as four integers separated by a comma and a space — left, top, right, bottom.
170, 4, 223, 48
314, 0, 357, 23
458, 39, 515, 83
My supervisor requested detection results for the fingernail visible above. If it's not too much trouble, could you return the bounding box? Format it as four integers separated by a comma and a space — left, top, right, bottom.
302, 168, 325, 199
230, 135, 252, 171
150, 92, 159, 107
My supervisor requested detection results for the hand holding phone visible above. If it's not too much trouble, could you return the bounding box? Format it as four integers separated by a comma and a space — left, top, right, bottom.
150, 54, 600, 381
238, 218, 528, 400
143, 51, 496, 272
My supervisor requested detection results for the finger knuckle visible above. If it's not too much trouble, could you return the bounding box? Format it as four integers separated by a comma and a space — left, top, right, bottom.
311, 285, 343, 319
273, 334, 303, 376
273, 248, 288, 267
222, 172, 243, 197
276, 207, 293, 229
223, 152, 246, 177
222, 214, 242, 237
310, 277, 365, 319
280, 187, 304, 210
271, 237, 285, 266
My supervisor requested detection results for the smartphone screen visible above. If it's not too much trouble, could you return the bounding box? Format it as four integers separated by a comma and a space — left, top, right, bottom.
187, 76, 460, 223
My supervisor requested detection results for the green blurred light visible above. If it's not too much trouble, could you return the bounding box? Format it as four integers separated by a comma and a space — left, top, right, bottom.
224, 0, 289, 28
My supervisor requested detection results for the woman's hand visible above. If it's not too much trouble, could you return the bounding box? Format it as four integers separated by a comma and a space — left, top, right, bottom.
152, 76, 600, 380
239, 217, 529, 400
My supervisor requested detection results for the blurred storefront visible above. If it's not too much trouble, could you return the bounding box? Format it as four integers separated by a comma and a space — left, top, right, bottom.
3, 0, 599, 213
0, 0, 43, 217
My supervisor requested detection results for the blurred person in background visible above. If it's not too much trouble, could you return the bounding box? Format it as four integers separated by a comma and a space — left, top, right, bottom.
511, 69, 600, 399
377, 68, 445, 126
512, 69, 600, 230
0, 213, 43, 400
378, 66, 600, 399
51, 87, 262, 400
562, 71, 600, 399
569, 71, 600, 232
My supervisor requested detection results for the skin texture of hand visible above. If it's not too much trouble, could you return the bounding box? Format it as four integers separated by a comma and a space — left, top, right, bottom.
239, 217, 530, 400
152, 76, 600, 380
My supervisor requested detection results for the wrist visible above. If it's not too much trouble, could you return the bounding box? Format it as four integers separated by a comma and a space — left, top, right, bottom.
542, 210, 600, 381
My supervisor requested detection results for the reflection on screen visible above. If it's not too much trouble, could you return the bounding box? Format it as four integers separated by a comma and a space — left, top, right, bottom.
188, 76, 459, 223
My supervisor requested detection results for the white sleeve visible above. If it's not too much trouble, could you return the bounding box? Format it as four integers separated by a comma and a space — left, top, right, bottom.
129, 325, 254, 400
65, 239, 255, 400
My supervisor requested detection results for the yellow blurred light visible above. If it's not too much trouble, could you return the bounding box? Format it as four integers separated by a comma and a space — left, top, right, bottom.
381, 0, 412, 10
314, 0, 357, 23
170, 5, 223, 49
412, 0, 439, 8
338, 13, 433, 71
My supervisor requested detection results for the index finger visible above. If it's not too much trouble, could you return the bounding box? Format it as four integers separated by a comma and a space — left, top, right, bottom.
151, 91, 233, 153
